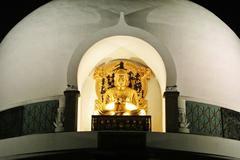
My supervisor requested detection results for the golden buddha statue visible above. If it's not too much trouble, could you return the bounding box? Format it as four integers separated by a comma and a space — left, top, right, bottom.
94, 60, 151, 116
101, 69, 140, 115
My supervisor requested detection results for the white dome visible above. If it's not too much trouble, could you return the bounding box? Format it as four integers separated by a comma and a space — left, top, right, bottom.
0, 0, 239, 112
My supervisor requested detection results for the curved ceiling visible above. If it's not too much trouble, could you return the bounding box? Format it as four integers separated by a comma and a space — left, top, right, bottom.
0, 0, 238, 42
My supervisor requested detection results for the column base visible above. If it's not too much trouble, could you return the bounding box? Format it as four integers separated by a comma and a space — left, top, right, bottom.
179, 127, 190, 133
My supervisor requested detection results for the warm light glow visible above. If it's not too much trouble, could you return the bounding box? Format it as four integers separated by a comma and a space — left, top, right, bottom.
94, 60, 150, 116
125, 102, 137, 111
105, 102, 115, 110
139, 109, 146, 116
123, 112, 130, 115
93, 110, 99, 115
109, 111, 116, 115
77, 36, 166, 132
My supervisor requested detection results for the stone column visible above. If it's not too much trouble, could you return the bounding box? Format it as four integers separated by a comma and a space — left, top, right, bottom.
64, 85, 80, 132
178, 97, 190, 133
54, 95, 65, 132
164, 86, 179, 132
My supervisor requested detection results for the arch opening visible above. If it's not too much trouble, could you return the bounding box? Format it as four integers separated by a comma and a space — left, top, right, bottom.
77, 36, 167, 132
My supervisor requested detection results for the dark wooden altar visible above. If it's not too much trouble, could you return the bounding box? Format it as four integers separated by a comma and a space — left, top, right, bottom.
91, 115, 151, 131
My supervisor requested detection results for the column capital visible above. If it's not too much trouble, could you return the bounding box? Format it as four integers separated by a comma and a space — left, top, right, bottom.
165, 85, 178, 92
65, 84, 80, 93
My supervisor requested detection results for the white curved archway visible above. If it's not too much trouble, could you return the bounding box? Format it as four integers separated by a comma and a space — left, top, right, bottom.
67, 19, 177, 88
77, 36, 167, 132
78, 36, 166, 95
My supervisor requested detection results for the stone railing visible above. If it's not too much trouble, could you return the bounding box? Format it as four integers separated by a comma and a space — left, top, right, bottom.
0, 95, 240, 141
186, 101, 240, 140
0, 96, 64, 139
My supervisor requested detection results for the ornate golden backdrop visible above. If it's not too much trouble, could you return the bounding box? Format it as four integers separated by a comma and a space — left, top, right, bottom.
93, 59, 152, 116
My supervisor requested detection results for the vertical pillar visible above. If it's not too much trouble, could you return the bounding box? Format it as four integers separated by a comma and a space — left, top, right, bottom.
178, 97, 190, 133
164, 86, 179, 132
64, 85, 80, 132
54, 95, 65, 132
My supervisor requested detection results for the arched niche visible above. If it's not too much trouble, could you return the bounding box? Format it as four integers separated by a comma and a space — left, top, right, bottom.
77, 36, 167, 132
67, 17, 177, 88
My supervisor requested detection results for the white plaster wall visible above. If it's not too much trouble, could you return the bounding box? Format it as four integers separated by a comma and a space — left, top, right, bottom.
78, 76, 96, 131
0, 0, 239, 113
126, 0, 240, 111
0, 0, 118, 110
146, 78, 163, 132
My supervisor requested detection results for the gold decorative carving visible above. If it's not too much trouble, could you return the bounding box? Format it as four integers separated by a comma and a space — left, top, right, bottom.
94, 59, 151, 116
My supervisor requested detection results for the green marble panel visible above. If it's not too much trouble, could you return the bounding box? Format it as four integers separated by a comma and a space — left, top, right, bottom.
221, 108, 240, 140
0, 107, 23, 139
186, 101, 223, 137
22, 100, 58, 135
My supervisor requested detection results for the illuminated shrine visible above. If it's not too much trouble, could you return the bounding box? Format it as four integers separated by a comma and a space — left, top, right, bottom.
0, 0, 239, 159
92, 60, 152, 131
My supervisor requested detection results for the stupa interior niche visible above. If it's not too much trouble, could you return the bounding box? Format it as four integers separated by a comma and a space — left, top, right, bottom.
77, 36, 166, 132
1, 0, 240, 159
